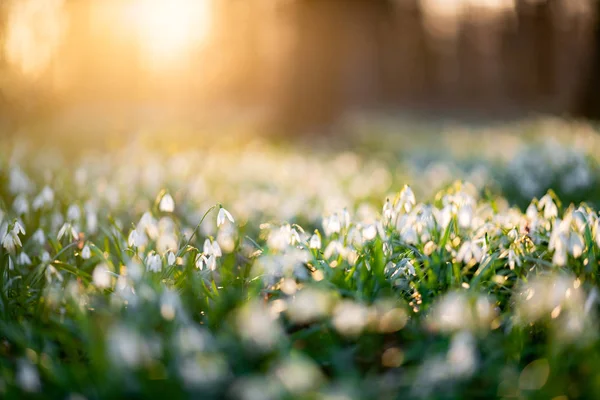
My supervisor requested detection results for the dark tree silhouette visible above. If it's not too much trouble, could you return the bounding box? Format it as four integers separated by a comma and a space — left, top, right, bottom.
576, 1, 600, 119
269, 0, 393, 135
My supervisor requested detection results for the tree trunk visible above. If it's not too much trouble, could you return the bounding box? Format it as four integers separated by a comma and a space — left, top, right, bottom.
576, 2, 600, 119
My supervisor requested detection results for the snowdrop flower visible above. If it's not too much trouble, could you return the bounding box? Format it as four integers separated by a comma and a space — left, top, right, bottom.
2, 222, 24, 252
139, 212, 159, 239
538, 194, 558, 220
236, 300, 284, 351
81, 245, 91, 260
167, 251, 176, 266
195, 254, 207, 270
396, 185, 416, 213
385, 259, 416, 283
86, 210, 98, 234
289, 226, 303, 245
382, 199, 395, 223
17, 252, 32, 265
267, 225, 294, 250
207, 254, 217, 271
429, 292, 497, 333
41, 251, 51, 263
456, 240, 484, 264
435, 205, 453, 231
568, 233, 585, 259
500, 248, 522, 270
217, 207, 234, 227
322, 214, 341, 236
159, 193, 175, 212
401, 259, 416, 276
32, 228, 46, 245
16, 359, 40, 393
67, 204, 81, 221
549, 217, 584, 265
128, 229, 144, 248
93, 264, 112, 288
457, 205, 474, 228
12, 194, 29, 215
57, 222, 78, 241
203, 238, 222, 257
362, 224, 378, 241
323, 240, 345, 259
332, 301, 369, 336
514, 274, 584, 325
107, 325, 149, 368
309, 233, 321, 249
9, 167, 32, 194
447, 331, 477, 378
13, 220, 25, 235
146, 252, 162, 273
32, 186, 54, 210
45, 265, 63, 284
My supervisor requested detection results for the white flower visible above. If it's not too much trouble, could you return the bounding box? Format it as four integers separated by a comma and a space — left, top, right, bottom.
203, 238, 222, 257
383, 199, 395, 223
81, 245, 91, 260
16, 359, 40, 392
32, 186, 54, 210
13, 220, 25, 235
1, 222, 23, 253
195, 254, 207, 270
93, 264, 112, 288
217, 207, 234, 227
146, 252, 162, 273
212, 241, 222, 257
568, 232, 585, 259
57, 222, 78, 241
32, 229, 45, 245
309, 233, 321, 249
159, 193, 175, 212
9, 167, 32, 194
41, 251, 51, 263
86, 211, 98, 234
384, 259, 416, 281
17, 252, 31, 265
167, 251, 176, 266
456, 240, 484, 264
207, 254, 217, 271
549, 217, 584, 265
127, 229, 148, 247
501, 248, 522, 270
323, 214, 341, 236
203, 238, 212, 255
402, 259, 416, 276
457, 205, 473, 228
12, 194, 29, 215
323, 240, 345, 259
538, 194, 558, 220
332, 301, 368, 336
45, 265, 64, 285
67, 204, 81, 221
362, 224, 378, 241
396, 185, 416, 213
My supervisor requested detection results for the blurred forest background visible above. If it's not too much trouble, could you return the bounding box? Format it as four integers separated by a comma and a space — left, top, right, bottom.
0, 0, 598, 135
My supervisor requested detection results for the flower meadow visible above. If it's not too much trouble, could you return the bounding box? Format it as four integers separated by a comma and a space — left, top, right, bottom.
3, 120, 600, 399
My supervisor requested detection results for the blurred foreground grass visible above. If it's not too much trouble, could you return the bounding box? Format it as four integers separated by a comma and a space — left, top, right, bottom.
1, 118, 600, 399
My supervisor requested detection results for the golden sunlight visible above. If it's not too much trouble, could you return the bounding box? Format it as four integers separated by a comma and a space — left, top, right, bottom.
5, 0, 66, 77
126, 0, 212, 68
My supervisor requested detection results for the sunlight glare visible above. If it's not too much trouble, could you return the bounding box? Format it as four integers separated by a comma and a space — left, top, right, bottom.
127, 0, 212, 68
4, 0, 66, 77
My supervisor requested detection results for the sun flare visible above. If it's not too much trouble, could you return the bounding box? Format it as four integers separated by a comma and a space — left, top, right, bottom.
127, 0, 212, 67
